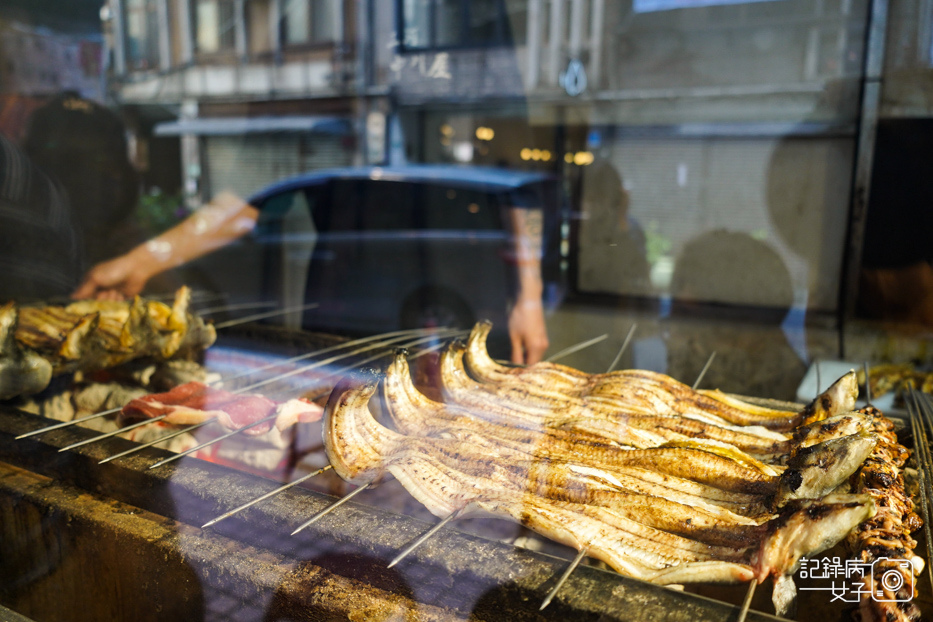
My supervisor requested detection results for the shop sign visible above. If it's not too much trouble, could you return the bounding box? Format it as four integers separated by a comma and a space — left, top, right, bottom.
560, 59, 587, 97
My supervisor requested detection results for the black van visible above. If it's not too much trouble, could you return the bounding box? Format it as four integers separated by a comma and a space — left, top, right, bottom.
187, 165, 562, 352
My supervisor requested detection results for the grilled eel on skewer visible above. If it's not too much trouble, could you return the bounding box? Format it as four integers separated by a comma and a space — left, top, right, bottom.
324, 374, 876, 590
463, 320, 857, 431
447, 338, 784, 456
384, 350, 878, 509
441, 340, 865, 468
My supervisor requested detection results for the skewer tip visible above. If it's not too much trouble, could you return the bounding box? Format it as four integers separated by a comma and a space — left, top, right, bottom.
735, 579, 757, 622
540, 548, 588, 610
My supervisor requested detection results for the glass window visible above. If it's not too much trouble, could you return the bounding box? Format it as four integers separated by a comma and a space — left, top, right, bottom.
599, 0, 868, 94
125, 0, 160, 70
327, 179, 418, 232
324, 180, 501, 232
195, 0, 236, 53
7, 1, 933, 618
400, 0, 512, 50
421, 184, 501, 230
282, 0, 339, 46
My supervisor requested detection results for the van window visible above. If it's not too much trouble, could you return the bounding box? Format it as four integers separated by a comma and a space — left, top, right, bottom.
328, 179, 418, 232
421, 184, 501, 231
324, 178, 502, 233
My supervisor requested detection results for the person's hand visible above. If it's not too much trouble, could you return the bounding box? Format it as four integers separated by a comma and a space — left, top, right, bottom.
508, 298, 549, 365
72, 252, 151, 300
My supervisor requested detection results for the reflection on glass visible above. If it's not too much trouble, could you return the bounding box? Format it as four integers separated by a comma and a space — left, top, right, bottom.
196, 0, 235, 53
5, 1, 933, 620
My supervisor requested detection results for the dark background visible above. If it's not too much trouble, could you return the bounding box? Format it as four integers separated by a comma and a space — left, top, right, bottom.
1, 0, 102, 32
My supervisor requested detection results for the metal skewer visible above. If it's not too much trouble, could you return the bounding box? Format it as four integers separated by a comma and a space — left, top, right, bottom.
545, 333, 608, 363
862, 361, 872, 406
25, 328, 454, 445
202, 464, 334, 528
195, 300, 276, 315
57, 414, 170, 453
735, 579, 757, 622
692, 351, 717, 390
605, 323, 637, 373
538, 332, 643, 610
908, 391, 933, 595
98, 418, 219, 464
212, 302, 320, 329
144, 290, 223, 304
540, 548, 587, 610
147, 410, 282, 469
237, 330, 465, 395
196, 340, 454, 531
291, 483, 371, 535
387, 508, 463, 568
145, 331, 466, 469
107, 332, 458, 465
217, 327, 453, 386
16, 405, 123, 440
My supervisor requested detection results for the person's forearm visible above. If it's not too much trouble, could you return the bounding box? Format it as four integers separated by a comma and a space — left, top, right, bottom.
72, 192, 259, 299
507, 207, 549, 364
509, 208, 545, 304
136, 192, 259, 276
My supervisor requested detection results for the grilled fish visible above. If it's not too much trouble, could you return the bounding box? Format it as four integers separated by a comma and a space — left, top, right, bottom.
0, 302, 53, 400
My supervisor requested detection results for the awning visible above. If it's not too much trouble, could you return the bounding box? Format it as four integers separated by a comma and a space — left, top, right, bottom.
154, 115, 352, 136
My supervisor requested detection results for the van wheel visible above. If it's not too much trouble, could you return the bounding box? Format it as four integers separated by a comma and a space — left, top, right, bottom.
399, 287, 475, 330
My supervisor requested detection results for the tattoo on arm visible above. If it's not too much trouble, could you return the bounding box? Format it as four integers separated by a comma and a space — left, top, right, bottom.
515, 209, 543, 261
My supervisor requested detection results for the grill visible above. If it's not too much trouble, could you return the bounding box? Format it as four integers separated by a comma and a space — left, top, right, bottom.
1, 322, 931, 622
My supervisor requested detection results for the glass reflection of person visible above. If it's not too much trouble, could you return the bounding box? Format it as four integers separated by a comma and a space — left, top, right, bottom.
0, 131, 83, 301
857, 119, 933, 326
577, 159, 650, 296
72, 192, 550, 364
506, 206, 549, 364
1, 92, 140, 302
667, 229, 803, 399
23, 92, 142, 267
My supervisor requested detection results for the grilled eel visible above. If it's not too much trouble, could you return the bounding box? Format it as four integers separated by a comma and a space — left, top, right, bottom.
446, 339, 783, 454
325, 374, 876, 587
442, 340, 866, 466
0, 302, 52, 400
463, 320, 857, 431
385, 350, 878, 509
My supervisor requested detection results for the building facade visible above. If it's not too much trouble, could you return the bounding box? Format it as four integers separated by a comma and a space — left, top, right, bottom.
107, 0, 933, 320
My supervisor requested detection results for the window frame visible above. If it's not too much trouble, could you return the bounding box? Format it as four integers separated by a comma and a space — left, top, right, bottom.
123, 0, 162, 71
280, 0, 341, 50
192, 0, 238, 56
395, 0, 513, 54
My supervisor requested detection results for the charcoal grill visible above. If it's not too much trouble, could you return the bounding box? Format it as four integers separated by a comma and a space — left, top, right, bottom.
1, 324, 930, 622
